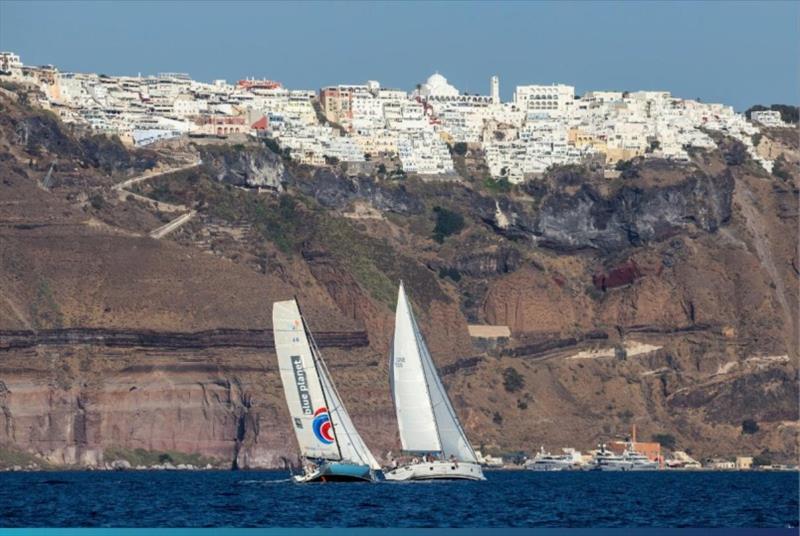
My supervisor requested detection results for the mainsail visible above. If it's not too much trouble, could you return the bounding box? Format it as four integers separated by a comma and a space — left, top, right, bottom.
273, 299, 379, 469
390, 283, 478, 463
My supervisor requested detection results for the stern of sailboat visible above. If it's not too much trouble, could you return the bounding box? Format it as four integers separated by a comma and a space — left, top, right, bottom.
295, 461, 375, 483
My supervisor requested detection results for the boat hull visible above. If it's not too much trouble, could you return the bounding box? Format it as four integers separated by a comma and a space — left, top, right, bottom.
384, 461, 485, 481
594, 463, 659, 471
527, 463, 575, 471
293, 462, 375, 483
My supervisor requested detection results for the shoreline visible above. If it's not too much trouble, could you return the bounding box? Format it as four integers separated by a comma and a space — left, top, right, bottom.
3, 465, 797, 473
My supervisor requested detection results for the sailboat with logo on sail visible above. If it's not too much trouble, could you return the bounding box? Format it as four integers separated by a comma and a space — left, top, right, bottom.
383, 282, 485, 481
272, 299, 381, 482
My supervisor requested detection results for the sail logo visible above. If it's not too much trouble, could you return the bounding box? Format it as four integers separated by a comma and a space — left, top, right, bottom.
312, 407, 335, 445
290, 355, 313, 415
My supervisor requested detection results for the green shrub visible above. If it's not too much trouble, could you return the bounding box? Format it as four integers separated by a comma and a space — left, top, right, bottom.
452, 142, 468, 156
438, 267, 461, 282
502, 367, 525, 393
617, 409, 634, 423
432, 206, 465, 243
263, 137, 281, 155
249, 194, 305, 253
742, 419, 759, 434
615, 159, 639, 179
651, 433, 677, 450
89, 193, 105, 210
483, 177, 511, 194
745, 104, 799, 124
772, 158, 792, 181
753, 454, 772, 467
104, 447, 221, 468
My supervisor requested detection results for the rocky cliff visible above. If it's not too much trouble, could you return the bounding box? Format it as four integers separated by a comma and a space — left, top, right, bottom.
0, 91, 797, 469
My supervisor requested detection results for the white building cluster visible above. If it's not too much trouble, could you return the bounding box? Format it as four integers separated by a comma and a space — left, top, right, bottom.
0, 51, 779, 179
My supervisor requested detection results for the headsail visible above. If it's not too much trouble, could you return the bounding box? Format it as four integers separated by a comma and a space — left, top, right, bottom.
317, 356, 382, 470
390, 284, 441, 453
273, 299, 380, 469
390, 283, 478, 463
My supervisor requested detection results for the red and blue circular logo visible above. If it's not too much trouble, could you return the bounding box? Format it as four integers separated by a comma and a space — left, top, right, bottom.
312, 407, 335, 445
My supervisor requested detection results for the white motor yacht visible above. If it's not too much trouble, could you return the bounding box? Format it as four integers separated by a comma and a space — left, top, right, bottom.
526, 447, 582, 471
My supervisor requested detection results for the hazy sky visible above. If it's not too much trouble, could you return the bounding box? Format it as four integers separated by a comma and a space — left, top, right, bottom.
1, 1, 797, 110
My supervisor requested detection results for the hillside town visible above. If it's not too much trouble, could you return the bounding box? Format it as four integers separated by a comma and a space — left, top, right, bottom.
0, 51, 787, 182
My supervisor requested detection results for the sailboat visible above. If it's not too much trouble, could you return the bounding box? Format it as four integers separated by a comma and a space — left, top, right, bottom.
272, 299, 381, 482
384, 283, 485, 481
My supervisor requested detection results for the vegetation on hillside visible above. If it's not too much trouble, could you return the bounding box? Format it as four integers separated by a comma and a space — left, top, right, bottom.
0, 446, 51, 469
745, 104, 799, 124
502, 367, 525, 393
652, 433, 677, 450
104, 447, 222, 468
432, 206, 465, 243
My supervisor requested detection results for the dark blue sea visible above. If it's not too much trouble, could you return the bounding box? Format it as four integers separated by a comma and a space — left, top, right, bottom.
0, 470, 797, 528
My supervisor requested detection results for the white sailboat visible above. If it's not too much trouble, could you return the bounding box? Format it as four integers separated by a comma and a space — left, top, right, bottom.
272, 299, 381, 482
384, 282, 485, 481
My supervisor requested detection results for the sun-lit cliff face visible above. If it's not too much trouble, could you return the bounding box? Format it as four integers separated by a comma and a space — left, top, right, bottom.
0, 90, 797, 468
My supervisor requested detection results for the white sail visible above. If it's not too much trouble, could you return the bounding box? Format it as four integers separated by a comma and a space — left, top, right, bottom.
273, 299, 380, 469
317, 358, 382, 470
391, 283, 478, 463
390, 284, 441, 453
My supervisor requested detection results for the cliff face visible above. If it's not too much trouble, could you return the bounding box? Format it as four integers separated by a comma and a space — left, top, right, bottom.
198, 144, 287, 189
0, 92, 797, 468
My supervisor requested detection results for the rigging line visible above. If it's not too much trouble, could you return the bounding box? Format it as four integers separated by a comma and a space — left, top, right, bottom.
300, 303, 372, 468
410, 300, 476, 461
312, 333, 372, 467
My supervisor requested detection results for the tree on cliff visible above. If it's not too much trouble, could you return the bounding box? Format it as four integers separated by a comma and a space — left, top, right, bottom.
745, 104, 799, 124
502, 367, 525, 393
432, 206, 465, 243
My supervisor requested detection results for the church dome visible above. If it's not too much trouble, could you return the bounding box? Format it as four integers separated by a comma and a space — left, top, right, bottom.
420, 72, 459, 98
426, 72, 448, 88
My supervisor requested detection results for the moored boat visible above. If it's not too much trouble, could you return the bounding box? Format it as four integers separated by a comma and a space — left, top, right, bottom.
592, 443, 660, 471
526, 447, 583, 471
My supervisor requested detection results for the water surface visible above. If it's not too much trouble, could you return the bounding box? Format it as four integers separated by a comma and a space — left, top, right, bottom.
0, 470, 796, 527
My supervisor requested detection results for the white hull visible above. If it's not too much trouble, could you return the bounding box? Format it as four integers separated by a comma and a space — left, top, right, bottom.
384, 460, 485, 481
527, 462, 575, 471
595, 462, 659, 471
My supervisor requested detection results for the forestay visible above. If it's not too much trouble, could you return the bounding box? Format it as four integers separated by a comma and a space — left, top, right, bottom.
390, 283, 478, 463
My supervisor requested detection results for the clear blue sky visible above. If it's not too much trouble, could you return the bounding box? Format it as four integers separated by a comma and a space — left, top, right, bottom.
1, 1, 797, 110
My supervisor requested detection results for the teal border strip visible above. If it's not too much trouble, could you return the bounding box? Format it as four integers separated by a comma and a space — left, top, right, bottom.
0, 529, 795, 535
